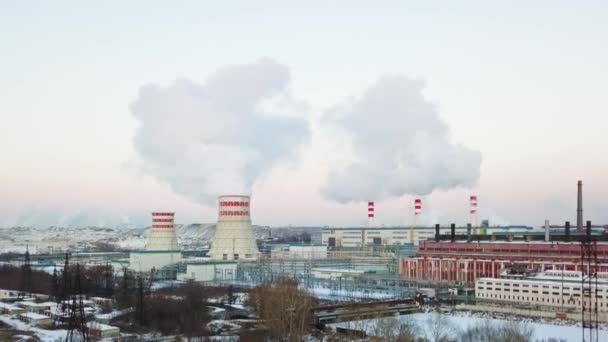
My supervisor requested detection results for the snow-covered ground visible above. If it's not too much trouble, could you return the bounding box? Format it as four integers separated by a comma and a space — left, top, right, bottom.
331, 312, 608, 341
0, 315, 67, 342
304, 284, 398, 301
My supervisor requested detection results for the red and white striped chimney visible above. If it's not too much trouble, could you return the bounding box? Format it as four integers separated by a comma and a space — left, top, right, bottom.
367, 201, 375, 226
414, 199, 422, 216
470, 196, 478, 214
470, 195, 478, 227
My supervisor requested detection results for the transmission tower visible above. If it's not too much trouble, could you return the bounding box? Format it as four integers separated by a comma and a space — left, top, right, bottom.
19, 246, 32, 297
66, 263, 89, 342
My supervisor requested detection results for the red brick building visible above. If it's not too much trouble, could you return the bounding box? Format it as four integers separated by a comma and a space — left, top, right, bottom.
401, 240, 608, 285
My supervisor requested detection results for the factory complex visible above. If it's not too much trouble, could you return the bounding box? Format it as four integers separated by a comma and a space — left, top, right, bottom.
6, 180, 607, 336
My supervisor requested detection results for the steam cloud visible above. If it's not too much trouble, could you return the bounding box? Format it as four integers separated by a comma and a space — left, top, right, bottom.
322, 75, 481, 203
130, 58, 310, 204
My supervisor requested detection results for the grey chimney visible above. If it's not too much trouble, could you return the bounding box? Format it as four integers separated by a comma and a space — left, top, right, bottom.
577, 180, 583, 232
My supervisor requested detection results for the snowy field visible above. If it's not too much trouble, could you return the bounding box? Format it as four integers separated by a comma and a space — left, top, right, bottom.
332, 312, 608, 341
0, 315, 67, 341
304, 285, 399, 301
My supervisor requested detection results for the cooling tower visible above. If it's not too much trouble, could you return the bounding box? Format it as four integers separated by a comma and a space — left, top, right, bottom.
145, 212, 179, 250
208, 195, 259, 260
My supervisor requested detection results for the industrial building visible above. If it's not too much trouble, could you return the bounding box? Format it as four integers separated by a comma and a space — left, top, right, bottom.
322, 225, 533, 247
176, 260, 238, 282
86, 321, 121, 339
476, 270, 608, 313
208, 195, 260, 261
401, 221, 608, 285
18, 312, 53, 328
269, 243, 328, 259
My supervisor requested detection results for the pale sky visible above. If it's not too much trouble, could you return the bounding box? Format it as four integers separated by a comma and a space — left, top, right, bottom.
1, 1, 607, 227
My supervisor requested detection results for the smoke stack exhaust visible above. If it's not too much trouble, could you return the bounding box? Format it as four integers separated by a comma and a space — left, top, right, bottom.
435, 224, 440, 242
450, 223, 455, 242
577, 180, 583, 232
565, 221, 570, 241
467, 223, 472, 243
544, 220, 550, 242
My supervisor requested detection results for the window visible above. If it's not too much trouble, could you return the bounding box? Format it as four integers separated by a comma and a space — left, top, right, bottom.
222, 254, 228, 260
234, 254, 239, 260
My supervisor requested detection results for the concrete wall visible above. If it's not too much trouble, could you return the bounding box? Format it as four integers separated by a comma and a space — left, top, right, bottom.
128, 251, 182, 272
177, 262, 238, 282
271, 245, 328, 259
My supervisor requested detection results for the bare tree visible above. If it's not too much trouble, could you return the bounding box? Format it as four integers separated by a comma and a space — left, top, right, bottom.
459, 320, 534, 342
372, 316, 419, 342
249, 278, 315, 342
425, 313, 456, 342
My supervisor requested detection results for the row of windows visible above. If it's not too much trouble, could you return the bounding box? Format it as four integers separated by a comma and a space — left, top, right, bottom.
478, 292, 607, 308
479, 281, 586, 292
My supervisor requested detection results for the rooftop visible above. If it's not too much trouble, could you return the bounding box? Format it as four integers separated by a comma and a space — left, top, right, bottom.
323, 226, 533, 231
20, 312, 50, 320
86, 321, 119, 331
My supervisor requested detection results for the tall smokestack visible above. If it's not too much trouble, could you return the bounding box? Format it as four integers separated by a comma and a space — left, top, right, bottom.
577, 180, 583, 232
435, 224, 440, 242
209, 195, 259, 261
367, 201, 375, 226
450, 223, 455, 242
467, 223, 472, 243
565, 221, 570, 241
146, 212, 179, 250
544, 220, 550, 242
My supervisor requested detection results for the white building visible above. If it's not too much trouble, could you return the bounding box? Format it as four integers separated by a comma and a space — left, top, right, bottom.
86, 321, 120, 339
209, 195, 260, 261
322, 226, 533, 247
0, 302, 26, 315
177, 261, 238, 282
270, 244, 328, 259
311, 268, 367, 279
18, 312, 53, 328
476, 270, 608, 313
0, 289, 21, 300
127, 250, 182, 273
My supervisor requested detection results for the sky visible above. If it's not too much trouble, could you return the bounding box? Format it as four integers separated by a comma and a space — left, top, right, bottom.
1, 1, 607, 228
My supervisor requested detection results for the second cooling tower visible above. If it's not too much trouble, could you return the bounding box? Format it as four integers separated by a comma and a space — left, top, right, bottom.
208, 195, 259, 261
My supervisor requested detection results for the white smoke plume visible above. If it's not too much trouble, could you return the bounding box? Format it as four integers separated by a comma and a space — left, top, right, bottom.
130, 58, 310, 205
322, 75, 481, 203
